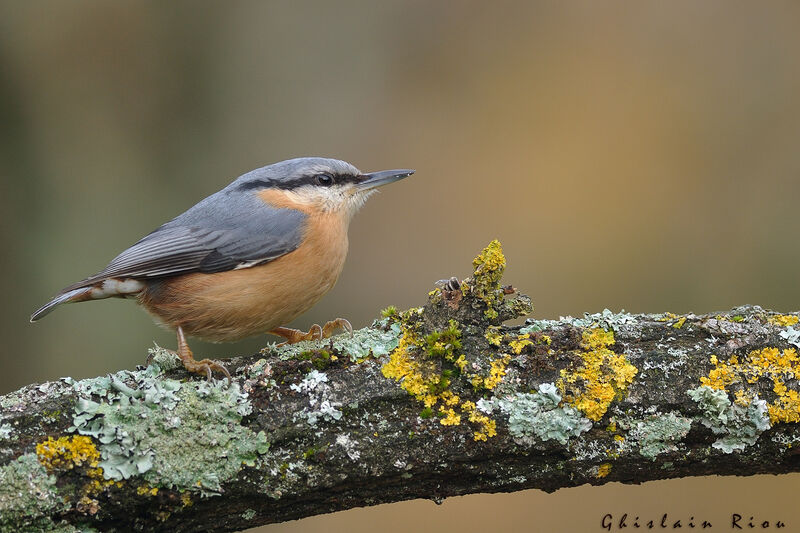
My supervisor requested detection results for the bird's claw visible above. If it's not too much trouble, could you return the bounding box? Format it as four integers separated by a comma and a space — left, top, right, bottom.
184, 357, 232, 382
321, 317, 353, 338
270, 318, 353, 346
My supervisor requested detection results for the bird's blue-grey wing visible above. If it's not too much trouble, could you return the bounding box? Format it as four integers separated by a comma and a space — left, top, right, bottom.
59, 191, 307, 291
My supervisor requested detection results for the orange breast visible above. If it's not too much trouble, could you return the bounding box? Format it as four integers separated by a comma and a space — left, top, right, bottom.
138, 193, 349, 342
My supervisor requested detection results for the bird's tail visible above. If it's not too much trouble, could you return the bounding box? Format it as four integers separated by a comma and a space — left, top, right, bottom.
30, 277, 146, 322
30, 287, 94, 322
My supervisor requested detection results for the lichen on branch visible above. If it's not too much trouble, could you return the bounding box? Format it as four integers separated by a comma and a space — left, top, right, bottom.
0, 240, 799, 533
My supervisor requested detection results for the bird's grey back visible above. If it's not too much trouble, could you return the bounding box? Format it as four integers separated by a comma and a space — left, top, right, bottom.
53, 166, 315, 293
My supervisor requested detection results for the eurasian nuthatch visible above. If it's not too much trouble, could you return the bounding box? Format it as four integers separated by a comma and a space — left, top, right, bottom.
30, 157, 414, 379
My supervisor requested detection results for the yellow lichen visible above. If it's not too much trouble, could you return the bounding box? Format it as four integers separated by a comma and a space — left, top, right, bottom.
459, 280, 470, 296
485, 327, 503, 347
557, 329, 638, 421
700, 355, 739, 390
509, 334, 533, 355
699, 347, 800, 424
137, 485, 159, 497
470, 240, 506, 320
36, 435, 118, 503
381, 326, 438, 407
613, 435, 625, 442
440, 390, 460, 406
76, 495, 100, 515
380, 241, 519, 443
36, 435, 100, 472
439, 408, 461, 426
657, 312, 678, 322
383, 324, 501, 439
768, 314, 799, 327
462, 400, 497, 441
673, 317, 687, 329
734, 389, 754, 406
472, 354, 512, 390
597, 463, 612, 478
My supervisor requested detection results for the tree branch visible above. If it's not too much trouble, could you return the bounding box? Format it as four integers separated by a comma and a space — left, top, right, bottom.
2, 241, 799, 532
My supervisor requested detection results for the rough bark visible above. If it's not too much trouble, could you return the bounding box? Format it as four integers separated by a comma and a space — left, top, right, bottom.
1, 241, 799, 533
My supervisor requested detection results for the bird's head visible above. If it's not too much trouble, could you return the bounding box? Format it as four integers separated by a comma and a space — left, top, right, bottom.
233, 157, 414, 218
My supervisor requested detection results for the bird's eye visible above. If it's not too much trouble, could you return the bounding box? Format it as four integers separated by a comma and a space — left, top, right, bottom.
315, 173, 334, 186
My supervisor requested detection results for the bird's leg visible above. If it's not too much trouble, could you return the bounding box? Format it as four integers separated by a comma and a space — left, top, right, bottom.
269, 318, 353, 347
173, 326, 231, 382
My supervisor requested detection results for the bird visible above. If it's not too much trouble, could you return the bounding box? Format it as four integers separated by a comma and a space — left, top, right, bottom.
30, 157, 414, 380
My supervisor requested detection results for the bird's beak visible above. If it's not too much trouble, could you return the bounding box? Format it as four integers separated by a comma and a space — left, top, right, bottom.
357, 169, 415, 191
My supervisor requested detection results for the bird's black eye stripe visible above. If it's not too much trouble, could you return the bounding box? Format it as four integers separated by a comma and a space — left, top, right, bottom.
315, 173, 335, 186
237, 172, 361, 192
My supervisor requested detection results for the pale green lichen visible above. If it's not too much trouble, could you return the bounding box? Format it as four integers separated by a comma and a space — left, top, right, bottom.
480, 383, 592, 445
779, 326, 800, 348
687, 385, 770, 453
0, 453, 69, 532
267, 323, 401, 363
557, 309, 637, 331
629, 412, 692, 460
519, 320, 559, 334
71, 365, 269, 493
0, 423, 12, 440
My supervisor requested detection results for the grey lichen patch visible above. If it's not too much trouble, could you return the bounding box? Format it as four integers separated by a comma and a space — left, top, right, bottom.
0, 390, 27, 411
558, 309, 636, 331
640, 345, 690, 381
259, 454, 310, 501
771, 432, 800, 449
687, 386, 770, 453
335, 433, 362, 461
264, 324, 401, 363
246, 358, 271, 378
629, 412, 692, 460
0, 381, 73, 419
290, 370, 343, 426
0, 423, 12, 441
779, 326, 800, 349
522, 309, 641, 337
479, 383, 592, 445
0, 453, 69, 532
70, 365, 269, 493
146, 344, 182, 371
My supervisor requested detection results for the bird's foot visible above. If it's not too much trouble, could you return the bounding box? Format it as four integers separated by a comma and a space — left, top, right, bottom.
269, 318, 353, 347
321, 317, 353, 339
181, 356, 232, 382
173, 326, 231, 382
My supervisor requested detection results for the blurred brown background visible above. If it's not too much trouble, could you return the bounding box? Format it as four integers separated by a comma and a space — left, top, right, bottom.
2, 1, 799, 531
